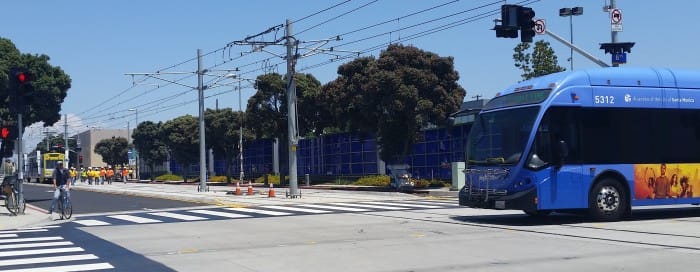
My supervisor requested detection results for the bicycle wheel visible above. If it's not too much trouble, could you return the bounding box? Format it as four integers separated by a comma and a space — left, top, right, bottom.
57, 195, 64, 220
62, 195, 72, 219
5, 192, 18, 215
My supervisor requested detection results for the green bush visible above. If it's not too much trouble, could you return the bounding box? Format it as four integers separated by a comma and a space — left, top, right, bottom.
352, 175, 390, 186
208, 176, 228, 183
155, 173, 183, 181
413, 179, 431, 188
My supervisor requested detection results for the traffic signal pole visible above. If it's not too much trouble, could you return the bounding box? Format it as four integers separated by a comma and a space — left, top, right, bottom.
17, 113, 25, 214
197, 49, 208, 193
286, 19, 300, 198
544, 29, 610, 68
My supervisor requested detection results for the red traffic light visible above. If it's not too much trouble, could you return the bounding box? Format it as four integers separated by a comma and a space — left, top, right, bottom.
17, 72, 26, 83
1, 128, 8, 139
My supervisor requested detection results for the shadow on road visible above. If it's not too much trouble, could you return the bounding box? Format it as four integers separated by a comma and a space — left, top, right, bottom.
451, 206, 700, 226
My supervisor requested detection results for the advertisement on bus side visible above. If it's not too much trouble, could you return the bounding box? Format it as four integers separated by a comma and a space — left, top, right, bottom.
634, 163, 699, 199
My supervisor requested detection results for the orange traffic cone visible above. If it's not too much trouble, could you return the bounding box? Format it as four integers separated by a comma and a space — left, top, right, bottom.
234, 182, 242, 195
247, 181, 254, 195
268, 183, 275, 198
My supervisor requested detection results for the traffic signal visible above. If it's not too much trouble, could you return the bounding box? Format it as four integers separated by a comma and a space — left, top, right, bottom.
518, 6, 536, 43
1, 127, 9, 140
79, 155, 83, 163
495, 5, 519, 38
7, 68, 33, 114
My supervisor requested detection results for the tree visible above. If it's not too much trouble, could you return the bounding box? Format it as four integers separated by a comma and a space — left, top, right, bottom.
513, 40, 566, 80
322, 44, 466, 163
0, 38, 72, 149
160, 115, 199, 182
132, 121, 169, 180
94, 137, 129, 167
205, 108, 253, 182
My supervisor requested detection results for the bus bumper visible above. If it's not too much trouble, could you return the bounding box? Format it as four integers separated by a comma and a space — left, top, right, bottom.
459, 186, 537, 211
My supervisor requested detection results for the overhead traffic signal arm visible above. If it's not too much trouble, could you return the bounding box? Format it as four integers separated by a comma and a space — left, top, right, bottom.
493, 5, 536, 43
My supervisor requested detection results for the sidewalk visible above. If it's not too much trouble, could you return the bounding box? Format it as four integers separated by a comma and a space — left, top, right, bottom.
43, 180, 455, 207
0, 201, 54, 230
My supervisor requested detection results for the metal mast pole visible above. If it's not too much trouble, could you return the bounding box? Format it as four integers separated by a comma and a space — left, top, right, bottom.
286, 19, 299, 197
64, 114, 69, 166
197, 49, 208, 192
238, 79, 244, 183
17, 113, 24, 213
610, 0, 619, 67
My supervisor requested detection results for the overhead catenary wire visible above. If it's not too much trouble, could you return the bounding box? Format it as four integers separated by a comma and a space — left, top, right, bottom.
296, 0, 380, 36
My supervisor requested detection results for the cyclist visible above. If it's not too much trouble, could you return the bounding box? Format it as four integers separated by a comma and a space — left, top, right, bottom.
48, 161, 70, 218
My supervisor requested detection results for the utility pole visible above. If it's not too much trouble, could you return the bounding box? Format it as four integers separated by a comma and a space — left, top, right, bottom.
197, 49, 208, 192
238, 79, 244, 184
64, 114, 69, 166
286, 19, 300, 198
610, 0, 618, 67
17, 113, 24, 213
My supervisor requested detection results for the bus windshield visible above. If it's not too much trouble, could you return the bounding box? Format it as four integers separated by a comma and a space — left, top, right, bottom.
466, 106, 540, 165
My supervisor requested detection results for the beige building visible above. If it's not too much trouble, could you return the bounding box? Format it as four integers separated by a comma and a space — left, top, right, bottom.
75, 128, 129, 168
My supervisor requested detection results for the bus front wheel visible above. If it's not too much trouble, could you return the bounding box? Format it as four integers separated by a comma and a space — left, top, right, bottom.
589, 178, 628, 221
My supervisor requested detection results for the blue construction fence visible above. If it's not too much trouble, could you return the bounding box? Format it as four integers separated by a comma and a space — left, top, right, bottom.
169, 123, 472, 181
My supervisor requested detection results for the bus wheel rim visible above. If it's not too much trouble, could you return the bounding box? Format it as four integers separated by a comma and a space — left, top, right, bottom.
596, 185, 620, 213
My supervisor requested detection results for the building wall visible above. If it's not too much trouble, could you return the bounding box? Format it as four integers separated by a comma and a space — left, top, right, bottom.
75, 128, 129, 168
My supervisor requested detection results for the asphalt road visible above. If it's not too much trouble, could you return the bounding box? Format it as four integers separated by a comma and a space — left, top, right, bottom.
44, 202, 700, 271
21, 183, 203, 214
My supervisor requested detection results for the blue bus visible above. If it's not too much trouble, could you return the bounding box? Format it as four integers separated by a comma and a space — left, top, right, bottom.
459, 67, 700, 220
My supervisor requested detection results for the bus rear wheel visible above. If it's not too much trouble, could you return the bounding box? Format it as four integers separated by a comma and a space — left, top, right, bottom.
589, 178, 628, 221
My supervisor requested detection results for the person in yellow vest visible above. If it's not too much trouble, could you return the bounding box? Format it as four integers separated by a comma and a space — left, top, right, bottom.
80, 167, 87, 183
69, 167, 77, 186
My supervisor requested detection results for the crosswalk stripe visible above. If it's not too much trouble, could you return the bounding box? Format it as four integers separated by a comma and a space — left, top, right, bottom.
0, 229, 49, 235
260, 205, 331, 214
108, 214, 163, 224
298, 204, 370, 212
0, 247, 83, 257
0, 237, 63, 244
0, 253, 97, 267
2, 262, 114, 272
225, 207, 292, 216
0, 241, 73, 250
331, 203, 409, 210
149, 212, 207, 221
0, 234, 18, 238
188, 210, 252, 219
73, 219, 111, 226
403, 200, 459, 206
362, 201, 443, 209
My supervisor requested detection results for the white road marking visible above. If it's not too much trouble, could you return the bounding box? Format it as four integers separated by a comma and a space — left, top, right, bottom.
73, 220, 111, 226
108, 214, 162, 224
0, 237, 63, 244
0, 254, 97, 267
0, 241, 73, 250
0, 229, 49, 234
260, 205, 331, 214
298, 204, 370, 212
187, 209, 252, 219
225, 207, 293, 216
149, 212, 207, 221
0, 247, 83, 257
331, 203, 409, 210
0, 234, 18, 238
362, 201, 443, 209
2, 262, 114, 272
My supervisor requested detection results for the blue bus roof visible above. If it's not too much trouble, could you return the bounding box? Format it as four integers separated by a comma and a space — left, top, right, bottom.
498, 67, 700, 97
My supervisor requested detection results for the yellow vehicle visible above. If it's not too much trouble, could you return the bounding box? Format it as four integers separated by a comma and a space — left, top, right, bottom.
26, 152, 65, 183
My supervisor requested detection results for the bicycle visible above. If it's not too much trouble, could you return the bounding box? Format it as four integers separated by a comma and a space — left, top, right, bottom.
57, 187, 72, 220
2, 176, 25, 216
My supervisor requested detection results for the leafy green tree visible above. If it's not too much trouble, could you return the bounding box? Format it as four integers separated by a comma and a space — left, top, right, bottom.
132, 121, 169, 180
322, 44, 466, 162
160, 115, 199, 182
513, 40, 566, 80
0, 38, 72, 149
205, 108, 253, 182
94, 137, 129, 167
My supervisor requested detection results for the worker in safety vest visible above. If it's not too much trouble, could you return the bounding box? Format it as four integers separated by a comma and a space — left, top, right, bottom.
99, 167, 106, 185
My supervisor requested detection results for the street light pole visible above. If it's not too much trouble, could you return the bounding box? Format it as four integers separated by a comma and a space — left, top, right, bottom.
129, 108, 139, 181
238, 79, 244, 184
559, 7, 583, 71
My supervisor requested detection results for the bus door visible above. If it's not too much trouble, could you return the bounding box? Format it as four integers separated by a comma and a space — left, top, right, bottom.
530, 107, 585, 209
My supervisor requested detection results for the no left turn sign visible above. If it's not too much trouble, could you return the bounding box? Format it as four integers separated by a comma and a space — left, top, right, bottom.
611, 9, 622, 24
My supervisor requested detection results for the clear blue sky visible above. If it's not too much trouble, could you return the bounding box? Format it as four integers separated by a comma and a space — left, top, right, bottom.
1, 0, 696, 149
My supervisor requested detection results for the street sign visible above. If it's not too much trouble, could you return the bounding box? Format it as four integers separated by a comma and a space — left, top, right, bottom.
534, 19, 545, 35
611, 9, 622, 24
612, 52, 627, 64
611, 24, 623, 32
